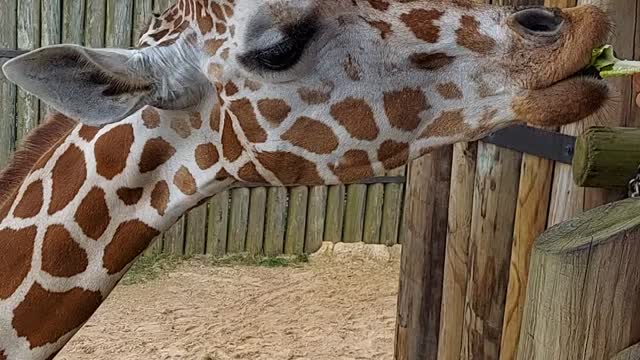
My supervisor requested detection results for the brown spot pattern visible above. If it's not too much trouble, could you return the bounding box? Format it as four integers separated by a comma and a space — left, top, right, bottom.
456, 15, 496, 54
205, 39, 225, 55
367, 20, 392, 39
257, 99, 291, 125
196, 143, 219, 170
42, 225, 88, 277
95, 124, 134, 180
139, 138, 177, 173
410, 52, 454, 71
329, 150, 374, 183
367, 0, 389, 11
257, 151, 323, 185
210, 101, 221, 131
49, 145, 87, 215
174, 166, 197, 195
78, 125, 100, 142
298, 86, 332, 105
74, 187, 110, 240
383, 88, 429, 131
117, 188, 144, 205
142, 107, 161, 129
437, 82, 464, 99
103, 220, 160, 274
151, 181, 170, 216
238, 162, 266, 183
171, 117, 192, 139
421, 110, 469, 138
196, 2, 213, 33
229, 99, 267, 143
222, 112, 243, 161
282, 117, 338, 154
401, 9, 444, 43
225, 82, 239, 96
13, 283, 102, 348
343, 55, 362, 81
0, 226, 36, 299
330, 98, 379, 141
378, 140, 409, 170
14, 180, 43, 219
190, 113, 202, 129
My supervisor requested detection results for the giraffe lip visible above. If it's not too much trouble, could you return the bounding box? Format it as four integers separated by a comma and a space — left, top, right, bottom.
572, 66, 603, 80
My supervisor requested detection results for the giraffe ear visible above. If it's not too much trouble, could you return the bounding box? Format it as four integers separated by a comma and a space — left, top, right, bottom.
2, 45, 155, 126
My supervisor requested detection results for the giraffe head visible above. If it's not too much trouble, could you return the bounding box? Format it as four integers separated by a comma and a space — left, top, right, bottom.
4, 0, 610, 185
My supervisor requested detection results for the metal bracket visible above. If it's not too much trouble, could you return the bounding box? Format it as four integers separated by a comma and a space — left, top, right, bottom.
483, 124, 576, 164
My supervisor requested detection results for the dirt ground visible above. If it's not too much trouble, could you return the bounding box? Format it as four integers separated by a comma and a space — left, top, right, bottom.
57, 245, 401, 360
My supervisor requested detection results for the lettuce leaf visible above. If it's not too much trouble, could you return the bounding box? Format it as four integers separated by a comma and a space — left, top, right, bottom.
590, 45, 640, 78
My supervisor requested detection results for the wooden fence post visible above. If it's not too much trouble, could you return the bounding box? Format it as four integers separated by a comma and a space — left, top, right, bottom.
395, 147, 452, 360
518, 198, 640, 360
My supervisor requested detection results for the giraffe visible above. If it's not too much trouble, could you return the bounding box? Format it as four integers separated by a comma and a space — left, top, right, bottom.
0, 0, 610, 359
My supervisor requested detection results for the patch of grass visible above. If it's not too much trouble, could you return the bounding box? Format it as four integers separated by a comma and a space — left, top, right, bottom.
121, 253, 309, 285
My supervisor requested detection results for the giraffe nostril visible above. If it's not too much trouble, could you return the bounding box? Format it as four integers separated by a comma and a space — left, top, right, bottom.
512, 7, 564, 37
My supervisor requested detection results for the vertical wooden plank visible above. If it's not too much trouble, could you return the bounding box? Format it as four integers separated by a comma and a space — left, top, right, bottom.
381, 167, 405, 245
285, 186, 308, 255
460, 144, 521, 360
206, 190, 229, 257
499, 155, 553, 360
0, 0, 17, 168
153, 0, 172, 13
144, 236, 163, 256
246, 187, 267, 255
184, 203, 207, 255
395, 148, 452, 360
40, 0, 61, 118
437, 142, 478, 360
105, 0, 133, 48
163, 217, 185, 255
263, 187, 287, 256
363, 183, 384, 244
132, 0, 153, 45
227, 188, 249, 253
84, 0, 106, 48
16, 0, 40, 142
305, 185, 327, 253
62, 0, 85, 44
342, 184, 367, 243
324, 185, 345, 243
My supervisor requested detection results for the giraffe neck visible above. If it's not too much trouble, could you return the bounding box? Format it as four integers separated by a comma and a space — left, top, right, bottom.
0, 105, 232, 360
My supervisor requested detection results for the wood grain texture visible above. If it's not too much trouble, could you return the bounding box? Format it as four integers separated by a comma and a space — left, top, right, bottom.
499, 154, 553, 360
305, 186, 327, 253
518, 199, 640, 360
62, 0, 85, 44
133, 0, 153, 45
0, 0, 17, 168
84, 0, 106, 47
227, 188, 250, 253
363, 183, 384, 244
246, 187, 267, 255
324, 185, 345, 243
163, 217, 185, 255
16, 0, 40, 141
460, 143, 521, 360
343, 184, 367, 243
395, 147, 452, 360
40, 0, 61, 118
106, 0, 133, 48
264, 187, 287, 256
437, 142, 477, 360
185, 203, 207, 255
381, 167, 405, 246
207, 191, 229, 257
285, 186, 308, 255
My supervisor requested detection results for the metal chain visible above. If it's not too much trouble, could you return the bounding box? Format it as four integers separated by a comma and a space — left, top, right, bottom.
629, 165, 640, 198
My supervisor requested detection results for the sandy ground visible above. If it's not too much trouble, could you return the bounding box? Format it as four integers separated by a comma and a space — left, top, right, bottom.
57, 247, 400, 360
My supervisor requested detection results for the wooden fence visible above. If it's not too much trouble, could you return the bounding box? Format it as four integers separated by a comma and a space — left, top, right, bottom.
0, 0, 408, 258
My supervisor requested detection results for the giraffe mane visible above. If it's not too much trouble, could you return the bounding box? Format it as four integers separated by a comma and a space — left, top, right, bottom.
0, 112, 76, 207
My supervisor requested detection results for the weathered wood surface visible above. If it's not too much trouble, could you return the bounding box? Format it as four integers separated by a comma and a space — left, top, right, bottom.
16, 0, 40, 141
85, 0, 106, 47
437, 142, 477, 360
343, 184, 367, 243
460, 144, 521, 360
363, 182, 384, 244
106, 0, 133, 48
285, 186, 307, 255
324, 185, 345, 243
0, 0, 17, 168
572, 127, 640, 188
207, 191, 229, 257
185, 203, 207, 255
381, 167, 405, 246
227, 188, 249, 254
246, 187, 267, 255
518, 198, 640, 360
263, 187, 287, 256
63, 0, 85, 45
163, 217, 185, 255
305, 186, 327, 253
395, 147, 452, 360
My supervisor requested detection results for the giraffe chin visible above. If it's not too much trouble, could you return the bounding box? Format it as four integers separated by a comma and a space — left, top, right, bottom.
512, 76, 609, 127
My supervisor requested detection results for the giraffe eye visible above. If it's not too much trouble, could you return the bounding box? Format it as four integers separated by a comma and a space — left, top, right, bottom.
254, 40, 306, 71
